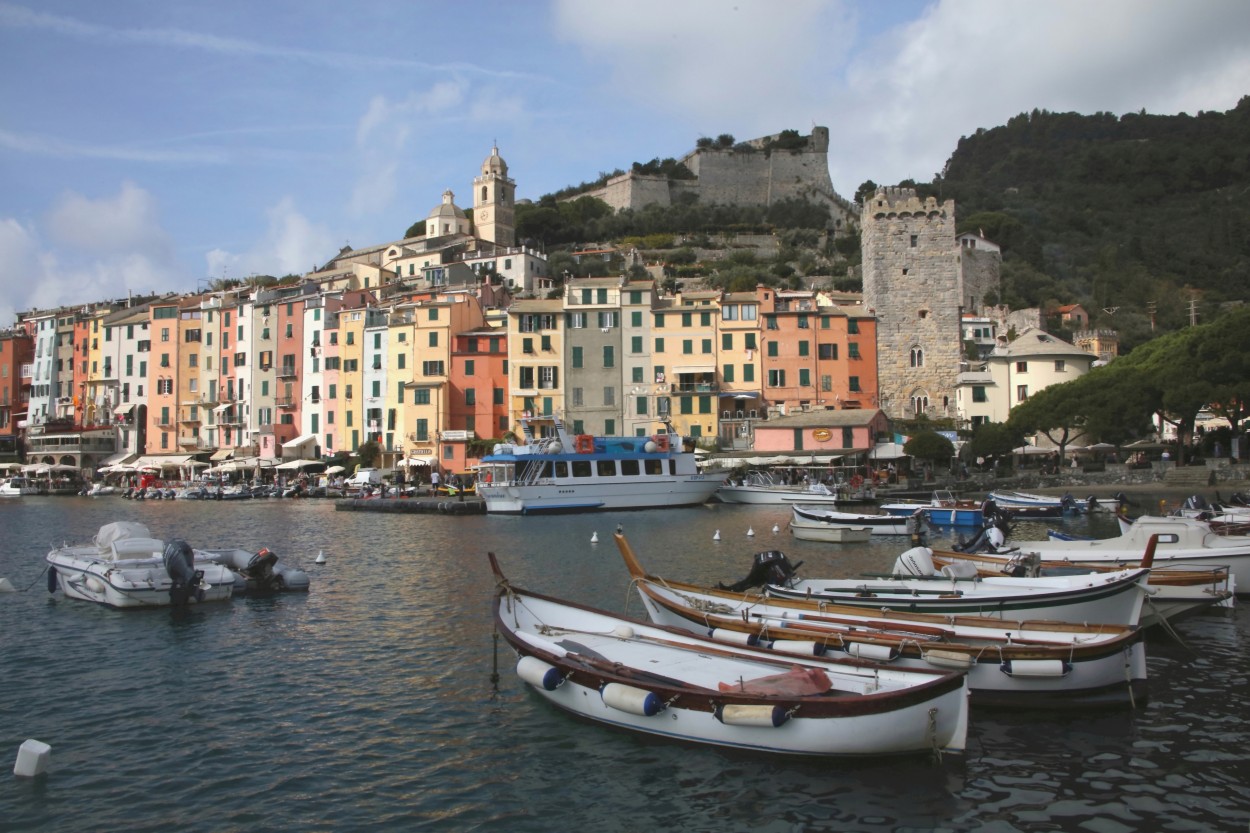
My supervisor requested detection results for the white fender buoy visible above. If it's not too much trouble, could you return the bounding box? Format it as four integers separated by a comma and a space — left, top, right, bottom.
713, 529, 721, 541
14, 739, 51, 777
772, 524, 780, 534
747, 527, 755, 537
314, 551, 326, 564
0, 577, 15, 592
590, 531, 599, 544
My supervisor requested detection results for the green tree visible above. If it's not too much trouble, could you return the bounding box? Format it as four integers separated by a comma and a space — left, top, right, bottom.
1006, 379, 1087, 462
356, 440, 381, 469
903, 431, 955, 465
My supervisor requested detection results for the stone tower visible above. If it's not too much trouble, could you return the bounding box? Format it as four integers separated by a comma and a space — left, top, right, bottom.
473, 145, 516, 247
861, 187, 962, 420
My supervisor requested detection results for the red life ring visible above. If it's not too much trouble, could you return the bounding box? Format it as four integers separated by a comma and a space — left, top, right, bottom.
575, 435, 595, 454
850, 474, 864, 488
652, 434, 671, 452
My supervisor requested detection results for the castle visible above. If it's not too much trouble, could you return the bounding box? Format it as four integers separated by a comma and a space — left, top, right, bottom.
575, 128, 857, 232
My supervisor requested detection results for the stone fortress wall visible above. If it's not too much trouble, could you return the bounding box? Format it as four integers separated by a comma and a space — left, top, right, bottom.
579, 127, 857, 231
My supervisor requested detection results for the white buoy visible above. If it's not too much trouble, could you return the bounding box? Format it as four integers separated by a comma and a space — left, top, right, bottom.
0, 577, 15, 592
590, 531, 599, 544
713, 529, 721, 542
747, 527, 755, 537
772, 524, 780, 534
314, 550, 326, 564
14, 739, 50, 777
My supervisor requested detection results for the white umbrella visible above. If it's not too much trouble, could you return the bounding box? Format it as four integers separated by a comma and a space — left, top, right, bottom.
1012, 445, 1052, 455
326, 465, 346, 475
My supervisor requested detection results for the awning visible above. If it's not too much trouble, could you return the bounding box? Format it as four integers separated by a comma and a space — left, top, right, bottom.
399, 458, 431, 467
210, 449, 235, 461
113, 403, 135, 416
136, 455, 192, 469
674, 365, 715, 375
213, 403, 232, 413
101, 451, 138, 467
718, 391, 761, 399
282, 433, 317, 448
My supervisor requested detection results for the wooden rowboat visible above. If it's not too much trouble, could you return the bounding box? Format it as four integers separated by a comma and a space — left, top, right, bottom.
490, 553, 970, 757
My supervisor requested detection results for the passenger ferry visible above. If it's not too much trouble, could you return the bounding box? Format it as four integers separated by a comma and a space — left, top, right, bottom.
475, 416, 724, 514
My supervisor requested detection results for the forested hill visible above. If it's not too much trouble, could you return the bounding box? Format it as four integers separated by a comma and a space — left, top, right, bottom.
932, 96, 1250, 349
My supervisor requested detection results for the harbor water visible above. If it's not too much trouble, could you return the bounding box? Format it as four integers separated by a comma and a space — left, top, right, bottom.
1, 496, 1248, 832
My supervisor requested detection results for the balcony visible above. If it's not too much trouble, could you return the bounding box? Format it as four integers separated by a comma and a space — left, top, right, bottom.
276, 366, 298, 379
669, 382, 719, 394
179, 412, 202, 424
276, 397, 297, 409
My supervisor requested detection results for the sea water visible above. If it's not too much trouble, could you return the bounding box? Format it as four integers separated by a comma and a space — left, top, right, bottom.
1, 497, 1247, 832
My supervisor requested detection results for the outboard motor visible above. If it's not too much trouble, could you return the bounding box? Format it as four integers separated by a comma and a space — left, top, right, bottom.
242, 548, 285, 591
1060, 493, 1078, 513
1086, 494, 1099, 513
893, 546, 936, 576
906, 509, 927, 546
1182, 494, 1210, 512
1003, 552, 1042, 578
163, 539, 205, 605
719, 550, 802, 592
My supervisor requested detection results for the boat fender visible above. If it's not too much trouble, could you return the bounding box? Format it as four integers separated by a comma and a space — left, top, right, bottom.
708, 628, 759, 647
764, 639, 825, 657
923, 649, 974, 670
601, 683, 663, 717
844, 642, 899, 662
715, 704, 789, 728
47, 565, 57, 594
1000, 659, 1071, 678
611, 625, 635, 639
893, 547, 936, 577
516, 656, 563, 691
85, 576, 106, 594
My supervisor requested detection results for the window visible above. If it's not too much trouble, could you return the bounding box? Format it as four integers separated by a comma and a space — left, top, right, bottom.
847, 319, 858, 334
1017, 385, 1029, 402
539, 367, 557, 389
765, 315, 779, 330
797, 314, 809, 329
571, 387, 584, 407
571, 346, 584, 368
848, 343, 860, 359
723, 364, 735, 383
767, 341, 778, 357
398, 354, 406, 369
519, 367, 534, 388
910, 234, 918, 247
568, 312, 586, 329
422, 361, 444, 376
635, 396, 647, 416
721, 305, 738, 321
910, 346, 924, 367
429, 332, 438, 347
768, 369, 786, 387
682, 339, 693, 355
972, 386, 987, 403
602, 346, 614, 368
523, 338, 534, 354
849, 376, 861, 392
631, 367, 643, 383
631, 336, 642, 354
465, 389, 476, 406
1016, 361, 1028, 373
798, 341, 809, 357
745, 333, 756, 350
743, 364, 754, 383
819, 343, 837, 360
701, 339, 712, 354
799, 368, 810, 387
541, 335, 551, 352
1055, 360, 1066, 372
597, 311, 616, 328
602, 386, 615, 406
654, 337, 665, 353
821, 374, 831, 391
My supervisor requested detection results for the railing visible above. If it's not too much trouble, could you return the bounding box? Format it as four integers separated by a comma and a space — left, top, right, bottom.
276, 366, 297, 379
276, 397, 297, 408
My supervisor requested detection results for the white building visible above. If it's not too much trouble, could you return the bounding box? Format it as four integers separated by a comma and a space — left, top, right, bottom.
955, 327, 1095, 426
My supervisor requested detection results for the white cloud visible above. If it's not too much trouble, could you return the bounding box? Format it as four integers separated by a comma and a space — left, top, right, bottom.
552, 0, 855, 135
205, 198, 336, 281
0, 183, 188, 325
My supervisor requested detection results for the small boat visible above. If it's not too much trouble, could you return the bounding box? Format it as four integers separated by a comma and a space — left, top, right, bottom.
988, 490, 1087, 515
790, 504, 917, 536
726, 543, 1152, 625
196, 547, 310, 594
0, 476, 42, 497
879, 491, 990, 526
476, 415, 724, 514
85, 482, 119, 497
716, 471, 843, 506
789, 520, 872, 543
611, 532, 1148, 709
1011, 514, 1250, 596
490, 553, 970, 757
924, 548, 1234, 628
46, 522, 235, 608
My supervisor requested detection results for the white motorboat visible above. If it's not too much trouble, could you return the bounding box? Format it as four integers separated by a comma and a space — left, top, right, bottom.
490, 553, 969, 757
613, 532, 1148, 709
0, 476, 41, 497
1014, 514, 1250, 597
789, 520, 872, 543
476, 415, 723, 514
46, 522, 235, 608
85, 482, 119, 497
719, 545, 1151, 626
716, 471, 843, 506
790, 504, 917, 536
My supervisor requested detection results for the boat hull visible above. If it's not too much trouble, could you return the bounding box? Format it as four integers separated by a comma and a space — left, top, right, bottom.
47, 554, 234, 608
789, 521, 872, 543
716, 486, 842, 506
791, 506, 911, 536
479, 476, 722, 514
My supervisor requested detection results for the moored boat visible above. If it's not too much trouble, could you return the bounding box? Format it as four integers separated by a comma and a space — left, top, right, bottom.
46, 522, 235, 608
611, 532, 1148, 709
476, 415, 723, 514
925, 548, 1234, 628
490, 553, 969, 757
716, 471, 843, 506
790, 504, 917, 536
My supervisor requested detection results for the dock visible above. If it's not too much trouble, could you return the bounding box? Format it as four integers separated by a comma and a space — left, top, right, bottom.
334, 495, 486, 514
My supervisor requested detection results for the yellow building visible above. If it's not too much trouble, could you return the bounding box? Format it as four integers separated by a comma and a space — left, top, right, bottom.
505, 299, 564, 427
652, 290, 719, 441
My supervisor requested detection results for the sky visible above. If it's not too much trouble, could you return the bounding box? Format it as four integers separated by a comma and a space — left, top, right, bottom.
2, 0, 1248, 326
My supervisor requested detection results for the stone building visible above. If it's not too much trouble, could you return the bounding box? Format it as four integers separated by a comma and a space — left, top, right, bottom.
861, 187, 964, 420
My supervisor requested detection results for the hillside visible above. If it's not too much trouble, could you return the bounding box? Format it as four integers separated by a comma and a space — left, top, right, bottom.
933, 97, 1250, 349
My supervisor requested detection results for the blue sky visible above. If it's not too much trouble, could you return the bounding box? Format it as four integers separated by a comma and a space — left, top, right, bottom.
2, 0, 1248, 326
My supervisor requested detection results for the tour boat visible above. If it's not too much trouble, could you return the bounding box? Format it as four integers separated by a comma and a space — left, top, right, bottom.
490, 553, 970, 757
475, 415, 723, 514
612, 532, 1148, 709
716, 470, 844, 506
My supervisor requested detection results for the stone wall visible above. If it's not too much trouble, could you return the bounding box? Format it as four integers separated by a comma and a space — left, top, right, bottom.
959, 247, 1001, 310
